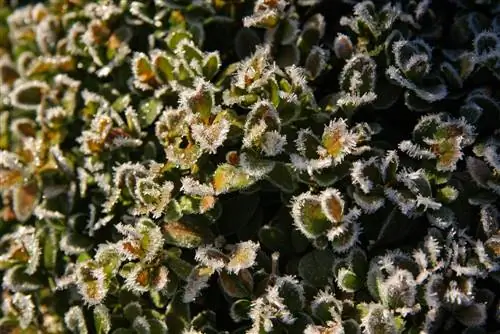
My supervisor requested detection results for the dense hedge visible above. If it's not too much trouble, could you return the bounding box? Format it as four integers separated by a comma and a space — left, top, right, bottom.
0, 0, 499, 333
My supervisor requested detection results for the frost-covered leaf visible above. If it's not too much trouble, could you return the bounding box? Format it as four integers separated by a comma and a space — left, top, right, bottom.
298, 249, 335, 287
291, 192, 332, 239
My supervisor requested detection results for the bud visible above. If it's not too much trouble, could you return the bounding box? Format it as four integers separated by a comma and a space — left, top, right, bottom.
298, 13, 326, 53
304, 46, 328, 80
333, 33, 354, 59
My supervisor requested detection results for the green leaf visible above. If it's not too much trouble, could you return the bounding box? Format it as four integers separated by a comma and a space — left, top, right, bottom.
265, 163, 297, 193
291, 229, 310, 253
258, 225, 293, 254
112, 94, 131, 112
219, 270, 253, 299
212, 164, 254, 194
165, 250, 194, 281
234, 28, 261, 60
336, 268, 362, 293
138, 98, 163, 128
148, 319, 167, 334
163, 220, 214, 249
43, 227, 58, 270
236, 205, 263, 240
375, 208, 418, 247
165, 293, 191, 333
94, 305, 111, 334
285, 313, 313, 334
298, 249, 334, 287
153, 53, 175, 83
373, 78, 402, 110
190, 310, 216, 330
12, 181, 38, 223
276, 45, 300, 68
454, 303, 487, 327
230, 299, 251, 322
10, 81, 48, 111
166, 30, 193, 51
343, 319, 361, 334
291, 192, 332, 239
298, 14, 325, 54
111, 329, 135, 334
124, 302, 142, 322
202, 52, 221, 80
164, 200, 183, 221
440, 62, 463, 89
